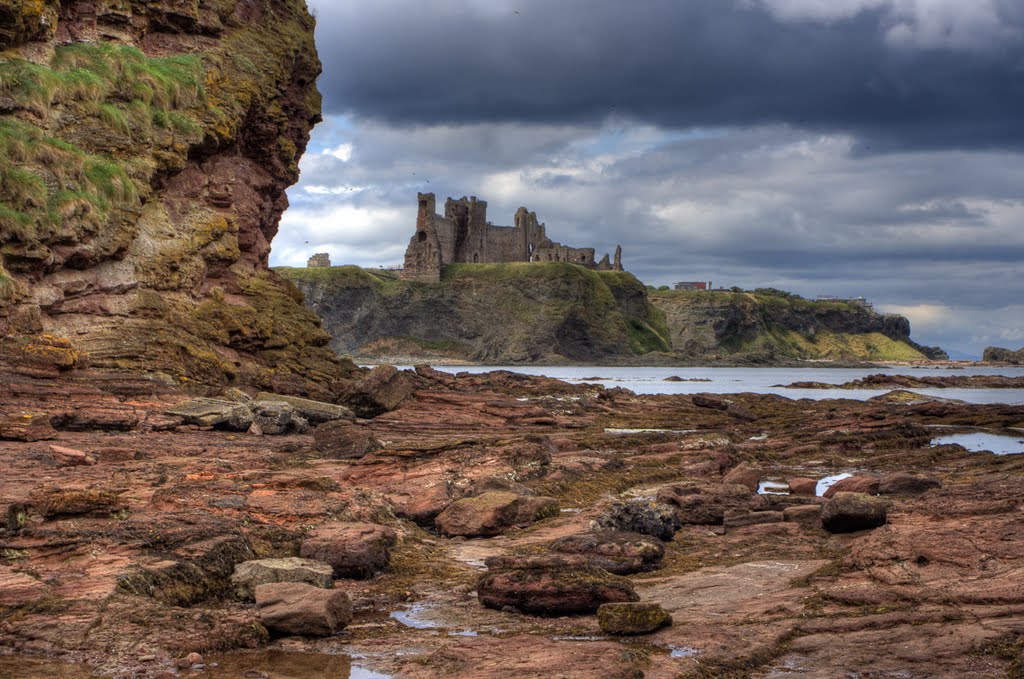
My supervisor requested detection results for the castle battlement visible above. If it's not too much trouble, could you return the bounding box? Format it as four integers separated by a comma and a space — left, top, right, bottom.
402, 192, 622, 282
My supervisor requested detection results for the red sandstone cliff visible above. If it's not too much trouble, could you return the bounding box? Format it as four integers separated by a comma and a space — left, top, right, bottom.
0, 0, 353, 397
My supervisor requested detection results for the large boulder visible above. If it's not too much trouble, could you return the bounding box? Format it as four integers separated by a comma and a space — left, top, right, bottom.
656, 483, 765, 525
722, 462, 763, 491
313, 420, 382, 459
550, 531, 665, 575
821, 492, 891, 533
256, 393, 354, 424
435, 492, 523, 537
231, 558, 333, 600
878, 473, 942, 495
165, 398, 253, 431
597, 602, 672, 635
338, 365, 415, 418
255, 582, 352, 636
477, 564, 638, 615
251, 401, 301, 435
299, 522, 397, 579
389, 484, 453, 526
593, 502, 681, 541
822, 475, 880, 498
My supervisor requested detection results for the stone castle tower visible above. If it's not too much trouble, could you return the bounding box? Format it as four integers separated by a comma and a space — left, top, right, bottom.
402, 192, 622, 283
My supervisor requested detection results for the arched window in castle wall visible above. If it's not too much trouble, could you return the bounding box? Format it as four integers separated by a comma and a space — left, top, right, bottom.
473, 253, 479, 263
417, 231, 427, 243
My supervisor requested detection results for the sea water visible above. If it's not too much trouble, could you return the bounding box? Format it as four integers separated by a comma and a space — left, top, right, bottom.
403, 365, 1024, 405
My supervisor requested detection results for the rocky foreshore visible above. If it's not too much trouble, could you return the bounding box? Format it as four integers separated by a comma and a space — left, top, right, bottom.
2, 362, 1023, 678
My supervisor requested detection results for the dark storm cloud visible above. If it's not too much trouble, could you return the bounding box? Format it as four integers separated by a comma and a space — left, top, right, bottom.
309, 0, 1024, 149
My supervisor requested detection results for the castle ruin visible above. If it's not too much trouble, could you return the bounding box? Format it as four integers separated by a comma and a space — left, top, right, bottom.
402, 193, 623, 283
307, 253, 331, 268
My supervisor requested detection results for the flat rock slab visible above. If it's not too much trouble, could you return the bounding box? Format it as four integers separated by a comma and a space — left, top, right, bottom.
255, 582, 352, 637
231, 558, 334, 599
635, 559, 829, 618
657, 482, 766, 526
165, 398, 252, 430
399, 635, 648, 679
256, 393, 354, 423
550, 531, 665, 575
0, 567, 50, 607
0, 412, 57, 441
477, 564, 638, 615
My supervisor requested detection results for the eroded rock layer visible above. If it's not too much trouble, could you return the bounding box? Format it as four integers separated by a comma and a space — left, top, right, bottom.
0, 0, 352, 394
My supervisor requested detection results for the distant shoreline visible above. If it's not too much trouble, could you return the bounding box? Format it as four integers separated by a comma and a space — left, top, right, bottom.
351, 355, 994, 370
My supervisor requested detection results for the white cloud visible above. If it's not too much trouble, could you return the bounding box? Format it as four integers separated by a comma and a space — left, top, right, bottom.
322, 143, 354, 162
746, 0, 1022, 50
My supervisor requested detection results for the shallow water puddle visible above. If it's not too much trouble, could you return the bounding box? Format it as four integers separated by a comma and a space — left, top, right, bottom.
668, 645, 700, 658
757, 480, 790, 495
204, 651, 390, 678
389, 605, 479, 638
389, 604, 438, 630
931, 432, 1024, 455
816, 473, 853, 496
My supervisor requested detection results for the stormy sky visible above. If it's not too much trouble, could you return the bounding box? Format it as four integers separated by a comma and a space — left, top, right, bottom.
274, 0, 1024, 359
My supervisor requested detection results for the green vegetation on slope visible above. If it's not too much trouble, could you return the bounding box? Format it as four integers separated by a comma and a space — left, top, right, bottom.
649, 288, 927, 361
721, 327, 926, 361
0, 43, 214, 262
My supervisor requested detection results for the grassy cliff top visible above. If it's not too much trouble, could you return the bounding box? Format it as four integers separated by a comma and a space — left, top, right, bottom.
277, 262, 644, 286
650, 287, 878, 314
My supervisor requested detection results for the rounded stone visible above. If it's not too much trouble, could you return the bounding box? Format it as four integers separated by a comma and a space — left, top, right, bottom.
597, 602, 673, 635
299, 522, 398, 579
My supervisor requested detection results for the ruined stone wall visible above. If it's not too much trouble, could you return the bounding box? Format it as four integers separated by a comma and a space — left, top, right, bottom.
533, 245, 596, 266
401, 192, 621, 282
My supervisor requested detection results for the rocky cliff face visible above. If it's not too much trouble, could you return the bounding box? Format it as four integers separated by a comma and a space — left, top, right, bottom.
983, 346, 1024, 364
0, 0, 352, 396
281, 264, 942, 364
279, 263, 672, 363
650, 290, 946, 362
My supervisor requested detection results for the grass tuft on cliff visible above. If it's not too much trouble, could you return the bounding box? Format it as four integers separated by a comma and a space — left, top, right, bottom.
0, 118, 138, 246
